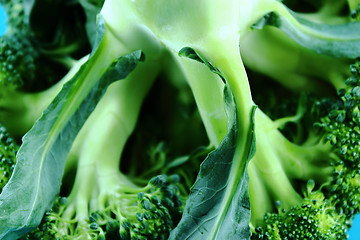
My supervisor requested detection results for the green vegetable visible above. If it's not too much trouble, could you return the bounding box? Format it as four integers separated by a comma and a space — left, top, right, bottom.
0, 124, 18, 193
0, 0, 360, 239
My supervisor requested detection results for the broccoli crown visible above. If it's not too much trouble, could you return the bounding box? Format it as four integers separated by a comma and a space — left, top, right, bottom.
0, 124, 18, 193
22, 174, 184, 240
253, 181, 348, 240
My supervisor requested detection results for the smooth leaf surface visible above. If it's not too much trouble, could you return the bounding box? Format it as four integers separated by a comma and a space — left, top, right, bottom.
253, 9, 360, 58
0, 48, 142, 239
169, 80, 256, 239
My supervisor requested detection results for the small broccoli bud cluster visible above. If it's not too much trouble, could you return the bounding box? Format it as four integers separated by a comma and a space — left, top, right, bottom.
89, 174, 184, 240
327, 165, 360, 218
318, 61, 360, 164
20, 197, 67, 240
0, 0, 38, 90
252, 181, 348, 240
0, 124, 18, 193
0, 34, 38, 89
0, 0, 80, 92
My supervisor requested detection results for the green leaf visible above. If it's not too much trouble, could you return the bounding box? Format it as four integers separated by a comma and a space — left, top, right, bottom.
253, 9, 360, 58
169, 84, 256, 240
0, 46, 142, 239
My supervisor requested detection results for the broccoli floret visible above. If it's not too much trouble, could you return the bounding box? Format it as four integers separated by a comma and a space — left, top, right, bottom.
23, 175, 184, 240
253, 181, 348, 240
88, 175, 183, 239
329, 165, 360, 217
0, 124, 18, 193
0, 0, 76, 91
0, 33, 38, 89
0, 0, 42, 90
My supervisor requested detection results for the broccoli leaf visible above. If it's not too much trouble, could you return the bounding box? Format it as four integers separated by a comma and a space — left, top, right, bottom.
169, 82, 256, 240
0, 40, 142, 240
253, 8, 360, 58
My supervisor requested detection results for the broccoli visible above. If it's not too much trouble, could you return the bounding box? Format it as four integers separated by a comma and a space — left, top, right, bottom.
0, 123, 18, 193
253, 181, 348, 240
1, 0, 360, 239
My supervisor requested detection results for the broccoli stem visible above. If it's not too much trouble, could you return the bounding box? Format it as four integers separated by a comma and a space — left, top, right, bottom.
0, 56, 88, 137
247, 160, 274, 229
256, 110, 334, 182
170, 55, 227, 148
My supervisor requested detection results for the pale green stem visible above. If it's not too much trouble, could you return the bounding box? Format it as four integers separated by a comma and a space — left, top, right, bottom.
256, 110, 334, 183
247, 160, 274, 228
171, 54, 228, 147
68, 59, 160, 213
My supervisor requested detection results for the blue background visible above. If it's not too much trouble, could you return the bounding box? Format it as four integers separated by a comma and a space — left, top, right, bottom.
348, 216, 360, 239
0, 4, 359, 240
0, 6, 5, 35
